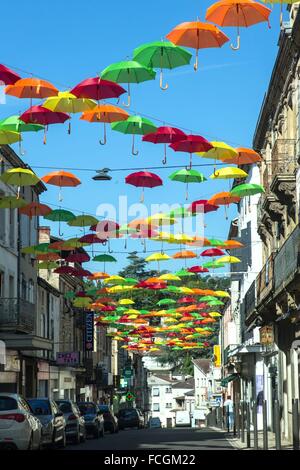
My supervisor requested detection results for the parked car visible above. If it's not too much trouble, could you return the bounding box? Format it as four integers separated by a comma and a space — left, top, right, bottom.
55, 399, 86, 444
77, 402, 104, 438
27, 398, 66, 448
0, 393, 42, 450
97, 404, 118, 434
148, 417, 162, 428
117, 408, 144, 430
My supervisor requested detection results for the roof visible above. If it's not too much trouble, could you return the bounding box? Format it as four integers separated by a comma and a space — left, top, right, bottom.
172, 378, 194, 389
149, 373, 173, 384
192, 358, 211, 375
184, 390, 195, 397
38, 276, 60, 297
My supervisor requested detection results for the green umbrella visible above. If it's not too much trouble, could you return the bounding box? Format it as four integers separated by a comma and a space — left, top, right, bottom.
111, 115, 157, 155
168, 207, 192, 218
64, 291, 76, 300
157, 298, 177, 306
230, 183, 265, 198
202, 261, 225, 269
67, 215, 98, 227
199, 295, 218, 302
93, 253, 117, 271
38, 261, 60, 270
44, 209, 75, 236
122, 278, 138, 285
133, 41, 192, 90
169, 169, 207, 200
207, 299, 225, 306
175, 269, 195, 277
0, 115, 44, 154
161, 286, 182, 294
0, 196, 27, 209
101, 60, 156, 107
208, 239, 225, 247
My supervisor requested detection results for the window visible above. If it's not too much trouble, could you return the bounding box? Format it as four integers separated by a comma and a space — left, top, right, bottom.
0, 191, 5, 242
0, 271, 4, 296
165, 403, 172, 408
165, 387, 172, 394
9, 275, 14, 298
152, 387, 160, 397
28, 279, 34, 303
153, 403, 160, 412
21, 274, 27, 300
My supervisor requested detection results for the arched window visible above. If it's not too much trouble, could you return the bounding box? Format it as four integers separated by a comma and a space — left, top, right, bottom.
28, 279, 34, 303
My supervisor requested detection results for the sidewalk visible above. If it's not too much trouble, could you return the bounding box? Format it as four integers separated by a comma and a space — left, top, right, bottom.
210, 427, 293, 450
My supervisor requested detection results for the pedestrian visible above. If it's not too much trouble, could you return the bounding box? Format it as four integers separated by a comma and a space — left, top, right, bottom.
223, 395, 234, 432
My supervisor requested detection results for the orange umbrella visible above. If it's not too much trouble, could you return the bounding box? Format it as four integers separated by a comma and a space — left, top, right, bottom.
222, 239, 245, 249
36, 252, 61, 261
5, 78, 59, 99
206, 0, 271, 50
167, 21, 229, 71
186, 236, 211, 247
223, 147, 262, 165
80, 104, 129, 145
19, 202, 52, 219
145, 277, 162, 284
173, 250, 197, 259
88, 272, 110, 280
208, 192, 240, 219
41, 171, 81, 201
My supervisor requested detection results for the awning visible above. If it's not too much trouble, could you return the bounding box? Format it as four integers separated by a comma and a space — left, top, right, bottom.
221, 374, 239, 387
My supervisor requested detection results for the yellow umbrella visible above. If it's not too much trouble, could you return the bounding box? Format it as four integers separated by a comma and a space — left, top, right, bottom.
145, 252, 171, 271
173, 234, 194, 243
103, 275, 125, 284
209, 312, 222, 317
124, 309, 140, 314
178, 287, 194, 294
0, 168, 40, 197
197, 141, 238, 161
158, 273, 181, 281
214, 290, 230, 298
210, 167, 248, 180
108, 285, 134, 293
0, 130, 21, 145
146, 213, 177, 226
217, 255, 241, 264
118, 298, 135, 305
151, 231, 175, 242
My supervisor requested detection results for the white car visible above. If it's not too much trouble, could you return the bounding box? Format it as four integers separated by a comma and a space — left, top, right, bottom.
0, 393, 42, 450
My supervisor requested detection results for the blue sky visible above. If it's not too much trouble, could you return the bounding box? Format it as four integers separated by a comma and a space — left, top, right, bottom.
0, 0, 284, 274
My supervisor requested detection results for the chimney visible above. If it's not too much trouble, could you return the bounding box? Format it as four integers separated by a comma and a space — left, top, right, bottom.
39, 226, 51, 244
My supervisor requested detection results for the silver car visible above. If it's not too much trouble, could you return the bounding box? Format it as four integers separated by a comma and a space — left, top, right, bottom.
27, 398, 66, 448
0, 393, 42, 450
55, 399, 86, 444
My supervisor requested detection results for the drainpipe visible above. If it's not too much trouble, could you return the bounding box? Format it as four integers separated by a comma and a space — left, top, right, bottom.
17, 210, 22, 394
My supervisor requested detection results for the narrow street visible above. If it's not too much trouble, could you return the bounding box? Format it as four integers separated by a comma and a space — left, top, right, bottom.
66, 427, 234, 451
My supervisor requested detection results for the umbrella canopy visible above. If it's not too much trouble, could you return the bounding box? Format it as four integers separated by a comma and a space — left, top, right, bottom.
41, 170, 81, 201
230, 183, 265, 197
157, 299, 177, 306
222, 240, 244, 249
68, 215, 98, 227
202, 261, 225, 269
79, 234, 106, 244
169, 168, 207, 199
188, 265, 209, 273
65, 252, 90, 263
0, 130, 21, 144
166, 21, 229, 70
119, 299, 135, 305
133, 41, 192, 90
170, 135, 213, 168
147, 213, 177, 226
88, 272, 110, 280
173, 250, 197, 259
70, 77, 126, 100
189, 199, 219, 215
0, 196, 27, 209
80, 103, 129, 144
19, 202, 52, 218
145, 253, 171, 262
0, 115, 44, 133
175, 269, 195, 277
158, 274, 181, 281
20, 106, 69, 144
5, 78, 59, 98
142, 126, 186, 164
206, 0, 271, 50
224, 147, 262, 164
210, 167, 248, 180
44, 209, 75, 222
208, 192, 240, 206
201, 248, 225, 257
125, 171, 163, 202
0, 64, 21, 85
36, 252, 61, 262
197, 141, 238, 162
38, 261, 60, 270
111, 115, 157, 155
0, 168, 40, 196
101, 60, 156, 106
217, 255, 241, 264
93, 254, 117, 262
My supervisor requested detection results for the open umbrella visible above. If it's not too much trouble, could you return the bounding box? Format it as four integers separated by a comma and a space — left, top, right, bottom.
41, 170, 81, 201
169, 168, 207, 200
0, 64, 21, 84
201, 248, 225, 257
170, 135, 213, 169
80, 104, 129, 145
230, 183, 265, 198
66, 252, 90, 263
261, 0, 298, 25
101, 60, 156, 107
0, 130, 21, 145
19, 202, 52, 219
44, 209, 75, 236
197, 141, 238, 172
93, 253, 117, 271
145, 252, 171, 272
143, 126, 186, 164
206, 0, 271, 50
166, 21, 229, 71
222, 239, 244, 249
5, 77, 59, 99
133, 41, 192, 90
217, 255, 241, 264
111, 115, 157, 155
38, 261, 60, 270
0, 196, 27, 210
210, 167, 248, 180
0, 168, 40, 197
68, 215, 98, 228
224, 147, 262, 164
70, 77, 126, 101
125, 171, 163, 202
0, 115, 44, 154
208, 192, 240, 219
202, 261, 225, 269
188, 199, 219, 215
20, 106, 69, 144
188, 265, 209, 273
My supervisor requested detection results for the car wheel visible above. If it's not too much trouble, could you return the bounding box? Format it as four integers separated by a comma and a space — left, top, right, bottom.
73, 430, 81, 445
80, 429, 86, 443
58, 431, 67, 449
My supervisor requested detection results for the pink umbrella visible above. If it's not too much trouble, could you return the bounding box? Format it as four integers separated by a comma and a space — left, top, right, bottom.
169, 135, 213, 169
20, 105, 70, 144
142, 126, 187, 164
125, 171, 163, 202
0, 64, 21, 85
201, 248, 225, 257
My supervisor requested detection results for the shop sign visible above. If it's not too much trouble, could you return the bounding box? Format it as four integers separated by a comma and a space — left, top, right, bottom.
260, 325, 274, 345
213, 345, 221, 367
85, 312, 94, 351
56, 352, 80, 366
126, 391, 135, 402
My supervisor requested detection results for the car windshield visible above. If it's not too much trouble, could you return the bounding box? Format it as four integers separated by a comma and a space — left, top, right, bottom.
78, 403, 96, 415
98, 405, 109, 413
27, 399, 51, 416
119, 409, 137, 417
0, 397, 18, 411
56, 401, 72, 413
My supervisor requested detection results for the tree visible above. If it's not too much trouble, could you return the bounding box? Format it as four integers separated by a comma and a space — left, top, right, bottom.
118, 251, 158, 280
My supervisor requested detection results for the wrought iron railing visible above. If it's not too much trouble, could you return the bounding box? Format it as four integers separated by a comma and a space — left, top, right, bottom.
271, 139, 297, 177
274, 225, 300, 291
256, 254, 274, 304
0, 297, 35, 333
245, 281, 256, 319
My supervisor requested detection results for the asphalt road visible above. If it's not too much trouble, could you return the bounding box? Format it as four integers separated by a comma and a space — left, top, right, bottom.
66, 427, 234, 450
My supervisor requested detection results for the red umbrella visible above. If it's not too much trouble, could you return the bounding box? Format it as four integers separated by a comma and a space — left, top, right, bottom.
65, 253, 90, 263
169, 135, 213, 168
178, 296, 196, 304
100, 305, 116, 312
188, 266, 209, 273
79, 234, 107, 244
91, 220, 120, 239
70, 77, 126, 101
201, 248, 225, 257
188, 199, 219, 214
125, 171, 163, 202
136, 281, 153, 288
97, 297, 115, 304
0, 64, 21, 85
19, 202, 52, 219
71, 268, 92, 277
20, 106, 69, 144
54, 266, 77, 275
142, 126, 187, 164
147, 282, 167, 290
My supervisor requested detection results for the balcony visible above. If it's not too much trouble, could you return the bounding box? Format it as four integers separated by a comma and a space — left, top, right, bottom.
256, 254, 274, 305
274, 225, 300, 293
245, 281, 256, 320
271, 139, 296, 176
0, 298, 35, 334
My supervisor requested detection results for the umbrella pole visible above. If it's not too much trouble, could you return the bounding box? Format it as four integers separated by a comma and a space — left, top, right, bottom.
189, 153, 192, 170
140, 187, 145, 203
132, 134, 139, 156
68, 118, 71, 135
186, 182, 189, 201
99, 122, 107, 145
43, 126, 47, 145
143, 239, 147, 253
58, 186, 63, 202
58, 219, 63, 237
280, 2, 283, 27
123, 83, 131, 108
162, 144, 167, 165
194, 49, 199, 72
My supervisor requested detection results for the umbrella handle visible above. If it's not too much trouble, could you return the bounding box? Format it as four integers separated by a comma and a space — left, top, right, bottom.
185, 182, 189, 201
231, 27, 240, 51
143, 239, 147, 253
160, 69, 169, 91
132, 134, 139, 156
99, 122, 107, 145
162, 144, 167, 165
123, 84, 131, 108
58, 187, 63, 202
68, 119, 71, 135
58, 220, 64, 237
43, 127, 47, 145
194, 49, 199, 72
140, 187, 145, 203
188, 153, 192, 170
